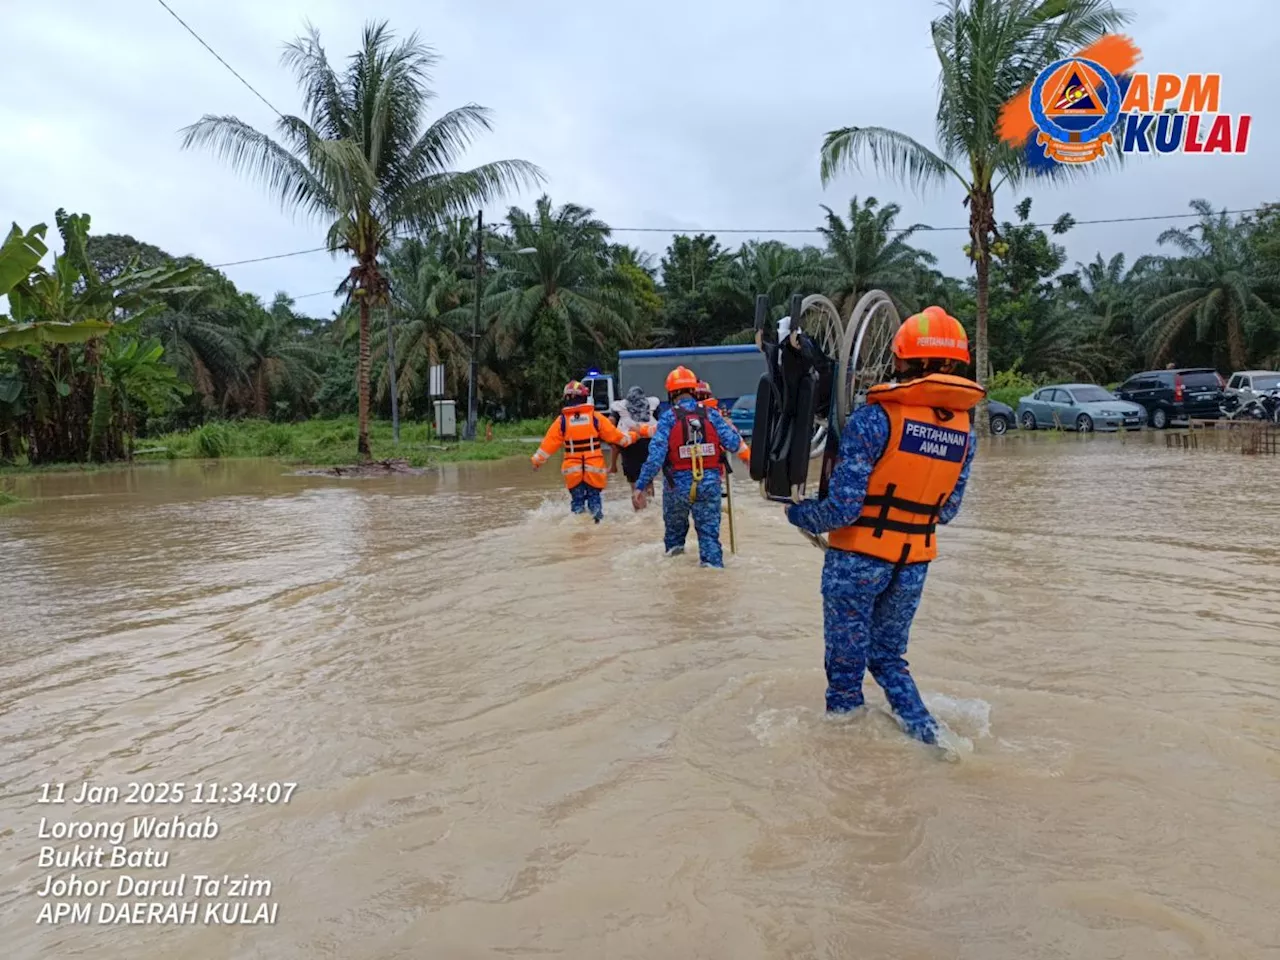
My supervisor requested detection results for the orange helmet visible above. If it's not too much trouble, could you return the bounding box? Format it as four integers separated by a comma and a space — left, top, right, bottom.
892, 306, 970, 364
562, 380, 589, 401
694, 380, 712, 400
665, 365, 698, 395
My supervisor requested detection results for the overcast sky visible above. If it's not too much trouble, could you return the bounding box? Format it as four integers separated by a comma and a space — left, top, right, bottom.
2, 0, 1272, 317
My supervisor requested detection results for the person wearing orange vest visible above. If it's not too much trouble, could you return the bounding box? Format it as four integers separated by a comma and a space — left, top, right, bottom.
784, 307, 984, 746
532, 380, 638, 522
632, 366, 747, 567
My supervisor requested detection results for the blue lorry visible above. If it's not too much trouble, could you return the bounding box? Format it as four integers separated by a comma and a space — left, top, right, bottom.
581, 345, 767, 419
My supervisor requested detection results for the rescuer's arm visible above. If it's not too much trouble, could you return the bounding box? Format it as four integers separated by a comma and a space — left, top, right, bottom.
937, 426, 978, 524
785, 404, 889, 534
634, 412, 674, 493
705, 408, 744, 454
530, 418, 565, 469
594, 413, 634, 448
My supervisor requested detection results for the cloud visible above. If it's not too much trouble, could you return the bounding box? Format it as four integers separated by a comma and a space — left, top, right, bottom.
2, 0, 1273, 317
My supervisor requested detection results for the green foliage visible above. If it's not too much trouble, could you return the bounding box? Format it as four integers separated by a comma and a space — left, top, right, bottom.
986, 367, 1042, 408
180, 18, 544, 459
8, 186, 1280, 474
193, 423, 232, 458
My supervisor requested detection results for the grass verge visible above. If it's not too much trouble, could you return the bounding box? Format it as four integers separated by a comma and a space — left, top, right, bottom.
0, 417, 549, 474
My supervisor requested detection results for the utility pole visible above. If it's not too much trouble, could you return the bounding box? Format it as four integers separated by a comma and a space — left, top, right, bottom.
465, 209, 483, 441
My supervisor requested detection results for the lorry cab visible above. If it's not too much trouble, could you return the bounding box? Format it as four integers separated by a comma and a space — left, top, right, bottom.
580, 370, 616, 414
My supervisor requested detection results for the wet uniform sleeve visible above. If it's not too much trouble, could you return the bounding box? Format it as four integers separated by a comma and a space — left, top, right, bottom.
634, 411, 674, 492
937, 425, 977, 524
785, 404, 889, 534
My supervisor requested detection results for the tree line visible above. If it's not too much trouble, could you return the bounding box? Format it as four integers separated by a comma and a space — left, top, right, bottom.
4, 194, 1277, 463
3, 6, 1278, 465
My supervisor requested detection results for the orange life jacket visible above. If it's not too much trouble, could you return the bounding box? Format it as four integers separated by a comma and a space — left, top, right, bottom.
827, 374, 985, 564
531, 402, 633, 490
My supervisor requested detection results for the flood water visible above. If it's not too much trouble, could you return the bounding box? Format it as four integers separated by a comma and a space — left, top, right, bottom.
2, 433, 1278, 959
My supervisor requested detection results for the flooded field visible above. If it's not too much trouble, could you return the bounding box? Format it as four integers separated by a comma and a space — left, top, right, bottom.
2, 432, 1278, 959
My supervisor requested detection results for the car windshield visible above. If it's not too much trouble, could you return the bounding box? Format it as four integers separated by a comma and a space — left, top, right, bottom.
1253, 374, 1280, 390
732, 396, 755, 411
1069, 386, 1113, 403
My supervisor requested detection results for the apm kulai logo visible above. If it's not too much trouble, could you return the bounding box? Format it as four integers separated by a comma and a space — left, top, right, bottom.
998, 35, 1252, 170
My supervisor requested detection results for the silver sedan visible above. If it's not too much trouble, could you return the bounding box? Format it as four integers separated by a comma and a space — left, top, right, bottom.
1017, 384, 1146, 432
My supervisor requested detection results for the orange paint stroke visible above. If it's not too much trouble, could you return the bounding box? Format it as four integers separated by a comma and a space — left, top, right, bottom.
998, 34, 1143, 145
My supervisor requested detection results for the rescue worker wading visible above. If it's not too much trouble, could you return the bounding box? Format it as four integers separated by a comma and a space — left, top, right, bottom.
784, 308, 985, 745
633, 366, 747, 567
532, 380, 637, 522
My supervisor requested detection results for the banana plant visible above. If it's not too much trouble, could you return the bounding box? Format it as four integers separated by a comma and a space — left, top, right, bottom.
1, 222, 49, 297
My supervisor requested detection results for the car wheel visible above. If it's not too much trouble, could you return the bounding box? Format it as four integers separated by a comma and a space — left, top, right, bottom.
1075, 413, 1094, 433
1019, 411, 1037, 431
990, 414, 1009, 436
1150, 407, 1169, 429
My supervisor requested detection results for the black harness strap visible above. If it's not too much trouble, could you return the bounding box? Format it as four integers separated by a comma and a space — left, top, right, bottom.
561, 412, 604, 455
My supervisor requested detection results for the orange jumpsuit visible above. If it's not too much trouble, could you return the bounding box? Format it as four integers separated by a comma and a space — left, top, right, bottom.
532, 402, 636, 519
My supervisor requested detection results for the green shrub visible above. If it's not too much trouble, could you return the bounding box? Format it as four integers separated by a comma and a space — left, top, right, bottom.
987, 368, 1040, 410
257, 425, 296, 456
193, 423, 232, 459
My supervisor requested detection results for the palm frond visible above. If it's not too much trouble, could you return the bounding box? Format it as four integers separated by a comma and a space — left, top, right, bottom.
180, 116, 338, 223
819, 125, 964, 192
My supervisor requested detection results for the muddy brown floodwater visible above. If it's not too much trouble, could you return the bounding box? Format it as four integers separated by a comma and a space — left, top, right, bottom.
1, 433, 1278, 959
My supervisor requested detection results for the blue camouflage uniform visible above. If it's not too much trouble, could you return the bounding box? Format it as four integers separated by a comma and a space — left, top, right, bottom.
636, 396, 746, 568
785, 403, 976, 743
568, 483, 602, 521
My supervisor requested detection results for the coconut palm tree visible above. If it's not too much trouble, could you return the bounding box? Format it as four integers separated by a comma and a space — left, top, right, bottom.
816, 196, 937, 320
181, 20, 543, 459
817, 0, 1128, 430
1134, 200, 1280, 370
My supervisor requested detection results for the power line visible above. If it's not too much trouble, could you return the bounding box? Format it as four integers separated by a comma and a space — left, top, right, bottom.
153, 0, 283, 118
209, 206, 1267, 269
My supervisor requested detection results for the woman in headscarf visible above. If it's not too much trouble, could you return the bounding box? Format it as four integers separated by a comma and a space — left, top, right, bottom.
610, 386, 659, 495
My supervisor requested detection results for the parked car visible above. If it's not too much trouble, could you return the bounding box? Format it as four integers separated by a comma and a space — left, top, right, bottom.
988, 399, 1017, 435
728, 393, 755, 438
1017, 383, 1146, 432
1115, 367, 1224, 428
1225, 370, 1280, 404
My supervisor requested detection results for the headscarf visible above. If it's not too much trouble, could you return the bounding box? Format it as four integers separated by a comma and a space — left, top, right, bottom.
624, 385, 652, 423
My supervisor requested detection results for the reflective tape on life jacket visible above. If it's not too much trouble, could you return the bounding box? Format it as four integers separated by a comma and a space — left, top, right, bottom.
828, 374, 981, 563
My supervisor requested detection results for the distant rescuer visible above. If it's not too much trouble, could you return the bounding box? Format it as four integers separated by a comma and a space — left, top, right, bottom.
783, 308, 984, 746
532, 380, 638, 522
632, 365, 747, 567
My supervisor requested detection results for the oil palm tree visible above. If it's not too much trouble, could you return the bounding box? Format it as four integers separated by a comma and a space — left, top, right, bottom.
1134, 200, 1280, 370
816, 196, 937, 320
231, 296, 327, 417
181, 20, 543, 459
484, 195, 634, 408
712, 240, 824, 342
375, 237, 471, 407
817, 0, 1128, 430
